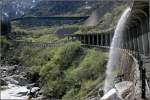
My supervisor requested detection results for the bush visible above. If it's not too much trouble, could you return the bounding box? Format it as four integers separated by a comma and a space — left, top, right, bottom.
40, 48, 106, 99
66, 49, 106, 81
40, 42, 81, 77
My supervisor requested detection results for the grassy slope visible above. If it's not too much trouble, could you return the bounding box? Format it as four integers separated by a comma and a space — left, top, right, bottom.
1, 24, 107, 99
17, 41, 106, 99
1, 1, 126, 99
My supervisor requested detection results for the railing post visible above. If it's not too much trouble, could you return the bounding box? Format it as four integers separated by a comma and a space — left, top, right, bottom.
141, 68, 146, 99
138, 55, 146, 99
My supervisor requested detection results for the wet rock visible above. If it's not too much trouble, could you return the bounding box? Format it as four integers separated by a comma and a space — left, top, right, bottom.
100, 89, 123, 100
26, 83, 36, 89
31, 87, 40, 93
27, 87, 40, 98
115, 81, 133, 98
17, 91, 28, 96
8, 65, 18, 72
0, 78, 8, 86
4, 77, 19, 85
10, 75, 28, 86
20, 72, 27, 77
0, 67, 8, 71
35, 95, 48, 100
99, 89, 104, 97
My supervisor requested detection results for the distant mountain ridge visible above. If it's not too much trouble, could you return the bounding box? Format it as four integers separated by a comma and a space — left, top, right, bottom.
1, 1, 118, 19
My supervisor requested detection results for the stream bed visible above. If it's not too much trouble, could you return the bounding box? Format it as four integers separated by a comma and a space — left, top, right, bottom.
1, 84, 29, 99
0, 65, 44, 100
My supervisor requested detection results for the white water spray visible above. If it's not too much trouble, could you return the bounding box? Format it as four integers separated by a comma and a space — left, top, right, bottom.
104, 7, 131, 93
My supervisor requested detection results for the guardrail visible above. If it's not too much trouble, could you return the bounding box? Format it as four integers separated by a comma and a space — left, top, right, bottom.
11, 40, 71, 49
80, 44, 141, 99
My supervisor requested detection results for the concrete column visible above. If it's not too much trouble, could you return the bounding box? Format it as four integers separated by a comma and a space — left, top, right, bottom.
149, 31, 150, 56
93, 35, 96, 45
134, 26, 139, 52
141, 20, 149, 55
105, 34, 108, 46
99, 35, 101, 46
92, 35, 95, 45
97, 34, 99, 45
110, 32, 113, 46
137, 25, 144, 54
103, 34, 105, 46
90, 35, 92, 44
101, 34, 103, 46
107, 34, 110, 46
146, 17, 150, 56
144, 19, 149, 55
127, 30, 131, 50
130, 29, 135, 51
131, 27, 137, 51
85, 35, 88, 44
88, 35, 90, 45
83, 35, 86, 44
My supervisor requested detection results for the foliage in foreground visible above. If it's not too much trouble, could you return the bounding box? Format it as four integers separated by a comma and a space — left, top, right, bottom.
18, 41, 106, 99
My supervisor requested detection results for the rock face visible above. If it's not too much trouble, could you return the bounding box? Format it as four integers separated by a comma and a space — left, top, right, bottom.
4, 77, 19, 85
100, 89, 123, 100
115, 81, 133, 99
101, 81, 134, 100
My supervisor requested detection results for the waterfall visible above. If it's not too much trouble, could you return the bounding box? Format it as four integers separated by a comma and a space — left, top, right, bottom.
104, 7, 131, 93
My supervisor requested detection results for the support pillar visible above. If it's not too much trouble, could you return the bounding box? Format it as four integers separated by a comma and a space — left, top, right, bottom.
141, 21, 149, 55
92, 35, 95, 45
88, 35, 90, 45
105, 34, 108, 46
97, 34, 99, 45
107, 34, 110, 46
137, 25, 144, 54
101, 34, 103, 46
103, 34, 105, 46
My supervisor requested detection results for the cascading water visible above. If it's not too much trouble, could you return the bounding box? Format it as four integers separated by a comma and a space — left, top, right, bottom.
104, 7, 131, 93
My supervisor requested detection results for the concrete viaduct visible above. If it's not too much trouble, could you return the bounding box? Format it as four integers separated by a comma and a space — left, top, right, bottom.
70, 1, 149, 57
10, 16, 89, 22
68, 1, 149, 99
1, 0, 149, 99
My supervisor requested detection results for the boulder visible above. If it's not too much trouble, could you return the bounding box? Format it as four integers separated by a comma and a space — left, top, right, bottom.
115, 81, 133, 98
100, 89, 123, 100
4, 77, 19, 85
26, 83, 36, 89
27, 87, 40, 98
17, 91, 28, 96
31, 87, 40, 93
0, 78, 8, 86
10, 75, 28, 86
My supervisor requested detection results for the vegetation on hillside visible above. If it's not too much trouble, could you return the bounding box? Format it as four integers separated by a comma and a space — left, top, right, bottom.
0, 1, 127, 99
74, 4, 126, 34
15, 41, 106, 99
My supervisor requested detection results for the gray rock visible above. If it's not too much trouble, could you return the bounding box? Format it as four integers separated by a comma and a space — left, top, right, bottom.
17, 91, 28, 96
26, 83, 36, 89
115, 81, 133, 98
0, 78, 8, 86
100, 89, 123, 100
10, 75, 28, 86
31, 87, 40, 93
4, 77, 19, 85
